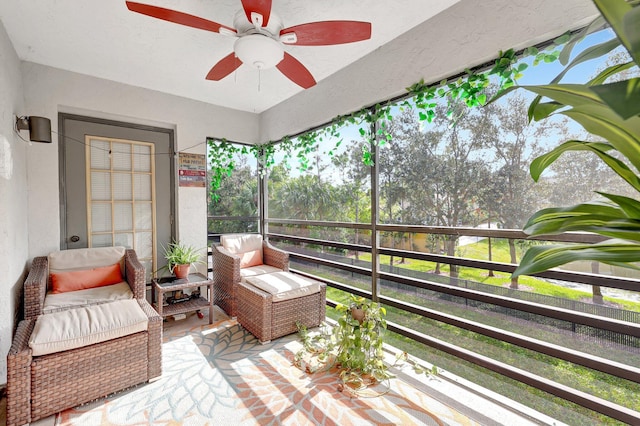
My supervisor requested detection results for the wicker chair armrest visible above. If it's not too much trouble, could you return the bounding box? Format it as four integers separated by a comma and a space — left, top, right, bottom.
212, 244, 241, 285
125, 249, 146, 299
8, 319, 34, 361
7, 320, 35, 426
137, 299, 163, 380
24, 256, 48, 320
138, 298, 162, 322
263, 241, 289, 271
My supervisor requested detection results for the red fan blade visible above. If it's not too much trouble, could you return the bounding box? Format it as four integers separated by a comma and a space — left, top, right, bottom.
280, 21, 371, 46
206, 53, 242, 81
241, 0, 272, 27
126, 1, 236, 34
276, 52, 316, 89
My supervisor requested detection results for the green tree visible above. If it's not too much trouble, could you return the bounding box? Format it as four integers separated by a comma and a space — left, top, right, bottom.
480, 93, 556, 288
331, 145, 371, 259
383, 104, 495, 284
207, 155, 258, 234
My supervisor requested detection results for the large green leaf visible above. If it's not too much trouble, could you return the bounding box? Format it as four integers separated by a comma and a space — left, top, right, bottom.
558, 15, 608, 65
529, 140, 613, 181
512, 239, 640, 278
529, 101, 566, 121
587, 61, 636, 85
591, 78, 640, 119
594, 0, 640, 65
524, 84, 604, 111
524, 202, 627, 228
598, 191, 640, 217
529, 140, 640, 192
561, 105, 640, 172
522, 202, 640, 242
624, 3, 640, 64
552, 38, 622, 84
528, 31, 621, 120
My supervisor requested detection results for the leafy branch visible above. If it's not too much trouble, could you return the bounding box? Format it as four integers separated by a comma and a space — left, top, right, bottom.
207, 32, 570, 200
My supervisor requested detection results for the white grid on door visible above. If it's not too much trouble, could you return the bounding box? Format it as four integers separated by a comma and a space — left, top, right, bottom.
86, 136, 157, 281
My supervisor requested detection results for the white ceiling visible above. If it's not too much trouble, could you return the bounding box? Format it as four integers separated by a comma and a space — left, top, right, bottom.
0, 0, 464, 113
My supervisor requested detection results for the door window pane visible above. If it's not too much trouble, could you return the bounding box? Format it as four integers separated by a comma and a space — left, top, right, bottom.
91, 234, 112, 247
134, 174, 152, 201
87, 137, 157, 277
135, 203, 153, 230
114, 203, 133, 231
90, 139, 110, 170
113, 173, 133, 200
112, 143, 132, 171
91, 172, 111, 201
134, 145, 151, 172
91, 204, 111, 232
114, 233, 133, 248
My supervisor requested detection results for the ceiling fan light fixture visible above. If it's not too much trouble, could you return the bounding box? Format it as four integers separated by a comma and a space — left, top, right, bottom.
234, 34, 284, 69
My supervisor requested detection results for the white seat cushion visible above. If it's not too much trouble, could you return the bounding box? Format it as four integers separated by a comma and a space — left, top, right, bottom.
244, 271, 322, 302
43, 282, 133, 314
221, 234, 262, 254
29, 299, 148, 356
48, 246, 126, 274
240, 264, 283, 279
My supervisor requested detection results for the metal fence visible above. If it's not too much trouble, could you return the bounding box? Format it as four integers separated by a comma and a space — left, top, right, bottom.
285, 245, 640, 350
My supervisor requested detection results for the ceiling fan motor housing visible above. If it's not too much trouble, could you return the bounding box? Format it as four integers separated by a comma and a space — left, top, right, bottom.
234, 34, 284, 69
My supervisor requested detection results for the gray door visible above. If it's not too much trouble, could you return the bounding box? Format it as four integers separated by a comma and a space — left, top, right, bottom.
59, 114, 174, 281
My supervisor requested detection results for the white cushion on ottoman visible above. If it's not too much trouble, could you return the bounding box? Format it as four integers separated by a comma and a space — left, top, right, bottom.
29, 299, 148, 356
240, 264, 283, 279
244, 271, 322, 302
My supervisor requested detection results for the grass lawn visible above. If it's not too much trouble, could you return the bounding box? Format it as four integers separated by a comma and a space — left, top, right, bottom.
357, 238, 640, 312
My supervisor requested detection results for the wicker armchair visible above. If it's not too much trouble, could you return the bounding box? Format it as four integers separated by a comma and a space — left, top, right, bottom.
6, 247, 162, 426
211, 234, 289, 317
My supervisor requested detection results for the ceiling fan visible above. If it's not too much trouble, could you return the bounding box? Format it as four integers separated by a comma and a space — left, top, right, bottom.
125, 1, 372, 89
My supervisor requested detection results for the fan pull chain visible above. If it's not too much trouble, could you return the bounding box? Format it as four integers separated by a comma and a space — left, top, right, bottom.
258, 69, 262, 93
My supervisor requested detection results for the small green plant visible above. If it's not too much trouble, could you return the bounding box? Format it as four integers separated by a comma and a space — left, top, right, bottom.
160, 241, 203, 274
392, 351, 439, 381
294, 294, 392, 394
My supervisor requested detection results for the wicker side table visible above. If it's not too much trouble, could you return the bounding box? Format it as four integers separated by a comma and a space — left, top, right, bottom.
152, 273, 215, 324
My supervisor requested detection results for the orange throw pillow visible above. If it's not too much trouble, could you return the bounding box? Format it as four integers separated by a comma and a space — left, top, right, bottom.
240, 249, 263, 268
51, 263, 124, 294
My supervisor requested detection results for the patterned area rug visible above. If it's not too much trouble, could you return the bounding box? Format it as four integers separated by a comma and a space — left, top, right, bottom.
56, 316, 479, 426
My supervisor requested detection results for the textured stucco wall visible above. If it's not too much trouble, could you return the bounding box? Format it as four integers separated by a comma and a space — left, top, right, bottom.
0, 19, 28, 385
20, 63, 261, 272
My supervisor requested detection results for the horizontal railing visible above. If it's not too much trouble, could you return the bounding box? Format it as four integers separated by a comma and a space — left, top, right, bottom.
263, 218, 640, 424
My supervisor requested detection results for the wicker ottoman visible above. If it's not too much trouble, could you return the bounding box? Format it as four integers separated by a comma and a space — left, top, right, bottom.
237, 272, 326, 343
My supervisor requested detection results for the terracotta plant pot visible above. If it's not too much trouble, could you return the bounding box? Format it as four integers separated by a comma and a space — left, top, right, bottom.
350, 306, 365, 324
172, 263, 191, 279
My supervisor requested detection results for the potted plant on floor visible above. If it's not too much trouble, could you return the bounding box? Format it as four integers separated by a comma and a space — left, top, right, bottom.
295, 294, 392, 395
161, 241, 203, 279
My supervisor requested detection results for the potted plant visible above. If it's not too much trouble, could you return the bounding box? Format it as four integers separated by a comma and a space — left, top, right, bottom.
161, 241, 203, 279
294, 294, 392, 395
494, 0, 640, 278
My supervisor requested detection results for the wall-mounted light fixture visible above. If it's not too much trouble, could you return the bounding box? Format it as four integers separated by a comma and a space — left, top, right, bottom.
16, 116, 52, 143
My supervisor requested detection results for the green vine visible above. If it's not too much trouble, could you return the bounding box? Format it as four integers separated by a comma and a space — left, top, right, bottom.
207, 31, 571, 200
